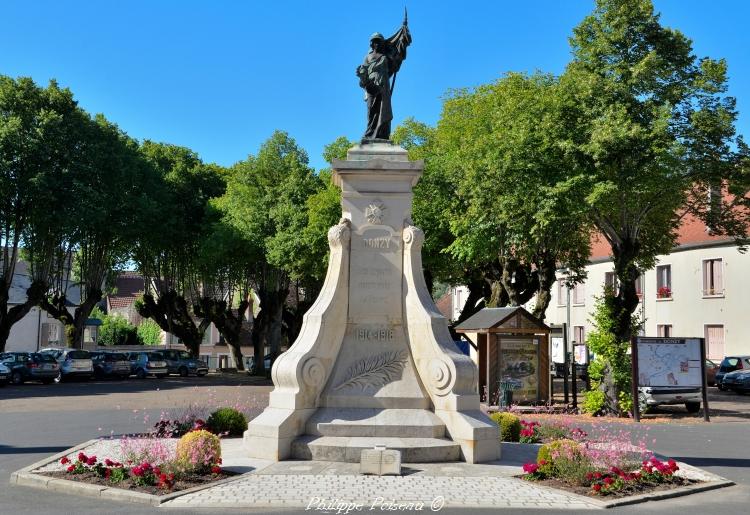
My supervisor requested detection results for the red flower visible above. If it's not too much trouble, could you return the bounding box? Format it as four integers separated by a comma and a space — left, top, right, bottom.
105, 469, 111, 479
77, 452, 87, 462
594, 472, 602, 479
592, 484, 602, 492
522, 462, 539, 474
154, 467, 161, 476
603, 477, 614, 486
66, 465, 75, 472
60, 457, 70, 465
538, 460, 547, 466
585, 472, 593, 481
217, 458, 222, 465
211, 465, 222, 474
104, 458, 114, 467
86, 456, 97, 466
132, 466, 143, 477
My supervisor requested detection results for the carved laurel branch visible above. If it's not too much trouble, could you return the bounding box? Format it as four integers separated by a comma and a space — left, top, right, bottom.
333, 350, 408, 392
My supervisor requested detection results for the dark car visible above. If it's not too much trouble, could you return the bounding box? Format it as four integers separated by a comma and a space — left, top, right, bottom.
0, 352, 59, 385
160, 349, 208, 377
127, 351, 168, 379
245, 354, 273, 375
91, 351, 131, 379
721, 369, 750, 393
705, 358, 719, 386
716, 356, 750, 391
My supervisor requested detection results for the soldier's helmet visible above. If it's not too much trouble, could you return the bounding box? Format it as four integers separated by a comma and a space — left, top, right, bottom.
370, 32, 385, 42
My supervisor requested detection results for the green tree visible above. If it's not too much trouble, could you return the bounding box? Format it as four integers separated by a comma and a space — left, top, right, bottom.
39, 115, 158, 348
134, 141, 226, 357
136, 318, 162, 346
217, 131, 323, 372
561, 0, 748, 413
99, 314, 139, 346
0, 76, 83, 351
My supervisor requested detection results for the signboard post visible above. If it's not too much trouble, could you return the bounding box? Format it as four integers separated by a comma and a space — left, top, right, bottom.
631, 336, 709, 423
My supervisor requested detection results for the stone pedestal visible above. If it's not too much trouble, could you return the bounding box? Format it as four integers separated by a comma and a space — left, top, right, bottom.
244, 142, 500, 464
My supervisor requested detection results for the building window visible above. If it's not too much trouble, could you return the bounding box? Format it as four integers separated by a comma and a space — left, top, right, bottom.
572, 282, 585, 305
705, 325, 725, 360
656, 264, 672, 299
635, 274, 643, 298
557, 280, 566, 306
573, 326, 585, 344
604, 272, 618, 295
702, 259, 724, 296
657, 324, 672, 337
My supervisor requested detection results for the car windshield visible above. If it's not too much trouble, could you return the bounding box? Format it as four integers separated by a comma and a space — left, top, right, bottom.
108, 353, 128, 361
34, 354, 57, 363
179, 351, 191, 359
68, 350, 90, 359
149, 352, 164, 360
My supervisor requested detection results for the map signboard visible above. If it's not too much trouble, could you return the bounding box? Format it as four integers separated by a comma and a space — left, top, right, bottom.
499, 337, 539, 402
635, 337, 702, 388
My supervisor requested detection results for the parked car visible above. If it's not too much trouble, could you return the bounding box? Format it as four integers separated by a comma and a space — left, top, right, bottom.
91, 351, 131, 379
40, 348, 93, 382
127, 351, 168, 379
705, 358, 719, 386
0, 361, 10, 385
716, 356, 750, 391
0, 352, 59, 384
720, 369, 750, 394
638, 386, 702, 413
245, 354, 273, 375
160, 349, 208, 377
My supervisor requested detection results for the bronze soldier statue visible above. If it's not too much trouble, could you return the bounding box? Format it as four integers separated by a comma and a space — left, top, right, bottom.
356, 10, 412, 142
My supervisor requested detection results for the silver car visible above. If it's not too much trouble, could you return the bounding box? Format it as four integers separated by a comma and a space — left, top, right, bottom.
40, 348, 94, 382
0, 361, 10, 385
638, 386, 702, 413
128, 351, 168, 379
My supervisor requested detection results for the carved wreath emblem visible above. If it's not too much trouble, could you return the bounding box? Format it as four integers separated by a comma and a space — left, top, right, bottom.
365, 200, 387, 225
333, 350, 408, 392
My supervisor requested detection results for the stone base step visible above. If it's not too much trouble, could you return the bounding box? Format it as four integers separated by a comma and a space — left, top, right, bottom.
305, 408, 447, 438
290, 435, 461, 463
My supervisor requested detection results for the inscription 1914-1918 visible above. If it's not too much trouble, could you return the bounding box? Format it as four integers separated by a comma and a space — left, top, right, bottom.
353, 326, 395, 342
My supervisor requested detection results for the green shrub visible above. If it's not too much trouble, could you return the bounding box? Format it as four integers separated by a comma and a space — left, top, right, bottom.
489, 412, 521, 442
99, 314, 139, 346
582, 389, 607, 415
137, 318, 162, 345
536, 439, 582, 476
207, 407, 248, 436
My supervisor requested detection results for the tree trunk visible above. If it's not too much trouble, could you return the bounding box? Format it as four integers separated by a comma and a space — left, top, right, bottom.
0, 280, 46, 352
532, 256, 558, 322
136, 291, 204, 357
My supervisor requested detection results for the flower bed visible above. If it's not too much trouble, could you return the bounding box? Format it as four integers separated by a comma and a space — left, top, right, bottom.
43, 447, 234, 495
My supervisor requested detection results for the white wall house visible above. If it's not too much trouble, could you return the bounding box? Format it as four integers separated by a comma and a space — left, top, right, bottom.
547, 239, 749, 361
2, 260, 78, 352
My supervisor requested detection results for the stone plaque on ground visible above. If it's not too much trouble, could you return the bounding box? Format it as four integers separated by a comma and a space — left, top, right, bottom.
360, 446, 401, 476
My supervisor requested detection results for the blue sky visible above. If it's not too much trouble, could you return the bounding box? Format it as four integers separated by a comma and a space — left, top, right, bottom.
2, 1, 748, 171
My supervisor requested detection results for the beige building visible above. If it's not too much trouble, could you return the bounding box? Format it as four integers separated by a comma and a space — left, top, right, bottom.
450, 219, 748, 361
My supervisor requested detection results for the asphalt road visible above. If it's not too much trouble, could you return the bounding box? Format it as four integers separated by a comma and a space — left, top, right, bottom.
1, 375, 749, 515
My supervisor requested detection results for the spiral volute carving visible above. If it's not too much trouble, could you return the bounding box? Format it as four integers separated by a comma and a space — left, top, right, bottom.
427, 358, 454, 396
301, 357, 326, 387
402, 224, 424, 250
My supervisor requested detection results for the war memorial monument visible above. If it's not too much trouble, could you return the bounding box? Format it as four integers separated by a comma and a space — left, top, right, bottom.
244, 13, 500, 465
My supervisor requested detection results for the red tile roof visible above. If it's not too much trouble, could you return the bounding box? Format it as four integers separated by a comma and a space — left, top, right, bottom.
108, 272, 145, 309
590, 213, 736, 261
435, 291, 453, 320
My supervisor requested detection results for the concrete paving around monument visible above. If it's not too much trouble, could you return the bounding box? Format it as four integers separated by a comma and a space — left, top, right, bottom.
11, 438, 733, 511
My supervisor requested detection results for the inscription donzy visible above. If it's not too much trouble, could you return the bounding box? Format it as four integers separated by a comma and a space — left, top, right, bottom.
363, 237, 391, 249
333, 350, 408, 392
